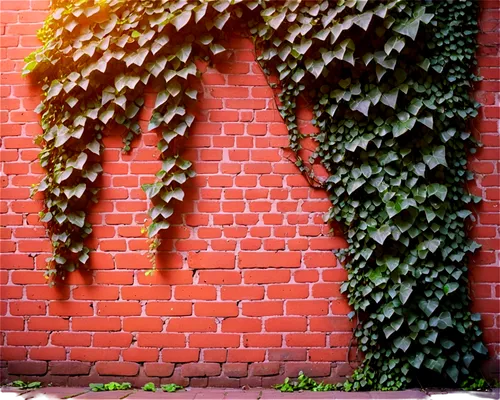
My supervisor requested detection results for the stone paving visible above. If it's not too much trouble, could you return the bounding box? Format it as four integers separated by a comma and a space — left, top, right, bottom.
0, 387, 499, 400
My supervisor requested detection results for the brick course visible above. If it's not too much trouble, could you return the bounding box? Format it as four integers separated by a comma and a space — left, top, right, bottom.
0, 0, 498, 386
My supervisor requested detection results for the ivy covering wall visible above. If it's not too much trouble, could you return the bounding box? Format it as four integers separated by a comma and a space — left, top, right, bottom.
24, 0, 487, 390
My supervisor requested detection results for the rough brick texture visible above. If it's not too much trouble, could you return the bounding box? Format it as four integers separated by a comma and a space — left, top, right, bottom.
0, 0, 498, 386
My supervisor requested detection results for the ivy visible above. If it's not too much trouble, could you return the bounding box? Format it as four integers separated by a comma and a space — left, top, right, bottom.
25, 0, 486, 390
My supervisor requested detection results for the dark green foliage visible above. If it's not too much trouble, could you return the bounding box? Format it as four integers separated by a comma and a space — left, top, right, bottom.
12, 381, 42, 390
89, 382, 132, 392
26, 0, 485, 390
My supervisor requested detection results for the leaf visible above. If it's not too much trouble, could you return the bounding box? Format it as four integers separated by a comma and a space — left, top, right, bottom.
115, 74, 140, 92
86, 140, 100, 155
394, 336, 411, 352
399, 282, 413, 304
161, 187, 185, 203
213, 12, 230, 30
384, 35, 405, 55
423, 146, 447, 170
380, 88, 399, 109
427, 183, 448, 201
66, 152, 88, 170
291, 69, 305, 83
210, 43, 226, 55
423, 357, 446, 374
172, 10, 191, 31
142, 182, 163, 198
347, 178, 366, 194
368, 224, 391, 245
46, 80, 63, 100
167, 80, 182, 97
430, 311, 452, 329
351, 99, 370, 117
354, 12, 373, 31
409, 352, 424, 369
268, 10, 286, 30
147, 221, 170, 237
150, 204, 174, 220
176, 158, 192, 170
151, 35, 169, 55
67, 211, 85, 228
146, 56, 168, 78
125, 48, 149, 67
472, 342, 488, 355
393, 18, 421, 41
446, 365, 459, 383
419, 299, 439, 317
64, 183, 86, 199
155, 91, 169, 109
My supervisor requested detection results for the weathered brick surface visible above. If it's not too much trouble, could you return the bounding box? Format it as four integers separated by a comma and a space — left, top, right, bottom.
0, 0, 498, 386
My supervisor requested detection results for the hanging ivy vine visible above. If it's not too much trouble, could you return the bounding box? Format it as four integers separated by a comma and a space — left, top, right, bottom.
25, 0, 487, 391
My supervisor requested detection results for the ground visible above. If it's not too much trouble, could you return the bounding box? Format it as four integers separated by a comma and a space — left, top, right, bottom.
0, 387, 499, 400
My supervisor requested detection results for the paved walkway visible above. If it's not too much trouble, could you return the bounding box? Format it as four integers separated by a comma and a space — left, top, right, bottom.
0, 387, 499, 400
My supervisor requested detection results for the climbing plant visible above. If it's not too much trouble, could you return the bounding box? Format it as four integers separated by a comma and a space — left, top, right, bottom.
25, 0, 486, 390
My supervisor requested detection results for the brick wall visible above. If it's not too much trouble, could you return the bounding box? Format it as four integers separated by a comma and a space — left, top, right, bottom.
0, 0, 498, 386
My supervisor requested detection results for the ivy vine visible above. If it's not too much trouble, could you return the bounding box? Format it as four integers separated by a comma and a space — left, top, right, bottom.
25, 0, 487, 390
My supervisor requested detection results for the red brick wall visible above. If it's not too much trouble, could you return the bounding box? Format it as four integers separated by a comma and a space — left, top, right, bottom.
470, 0, 500, 378
0, 0, 498, 386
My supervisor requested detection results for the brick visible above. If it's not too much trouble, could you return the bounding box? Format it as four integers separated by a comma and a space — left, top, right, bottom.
204, 349, 227, 362
223, 363, 248, 378
8, 361, 47, 375
7, 332, 48, 346
167, 317, 217, 332
221, 286, 264, 300
123, 348, 159, 362
194, 302, 239, 317
309, 349, 347, 362
189, 334, 240, 348
9, 302, 46, 316
50, 361, 91, 376
285, 334, 326, 347
284, 363, 331, 378
239, 252, 301, 268
96, 361, 139, 376
244, 270, 290, 284
49, 302, 93, 316
312, 283, 341, 298
250, 363, 280, 376
182, 363, 221, 377
222, 318, 262, 333
70, 348, 120, 362
162, 349, 200, 362
137, 333, 185, 348
73, 286, 119, 300
144, 363, 175, 377
227, 349, 266, 362
51, 333, 91, 347
0, 347, 27, 361
174, 286, 216, 300
268, 284, 309, 299
0, 317, 24, 331
146, 302, 192, 317
121, 286, 172, 300
243, 334, 282, 348
198, 271, 241, 284
188, 252, 235, 269
93, 333, 133, 347
310, 317, 354, 332
72, 317, 121, 331
266, 317, 307, 332
286, 300, 329, 316
242, 301, 283, 317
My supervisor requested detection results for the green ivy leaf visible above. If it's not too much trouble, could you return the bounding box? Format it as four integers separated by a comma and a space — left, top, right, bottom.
368, 224, 391, 245
423, 146, 447, 170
